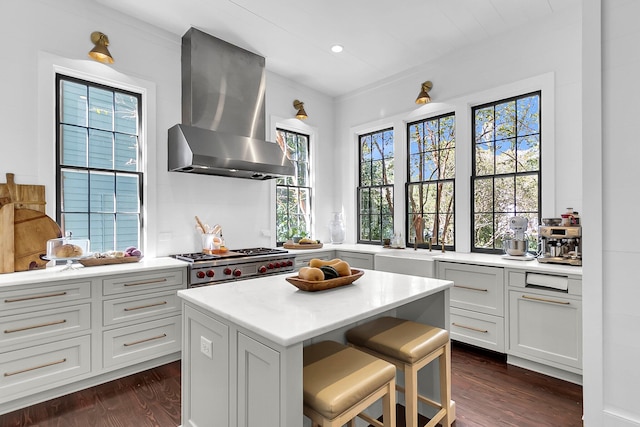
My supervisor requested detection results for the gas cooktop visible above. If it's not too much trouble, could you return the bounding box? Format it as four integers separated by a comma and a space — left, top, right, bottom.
172, 247, 288, 262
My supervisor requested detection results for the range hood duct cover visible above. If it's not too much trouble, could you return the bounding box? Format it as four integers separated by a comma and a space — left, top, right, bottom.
168, 28, 294, 179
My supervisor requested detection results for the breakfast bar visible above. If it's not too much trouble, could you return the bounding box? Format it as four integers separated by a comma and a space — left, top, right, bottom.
177, 268, 453, 427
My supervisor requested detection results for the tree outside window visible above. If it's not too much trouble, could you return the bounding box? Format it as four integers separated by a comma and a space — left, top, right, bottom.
276, 129, 311, 244
407, 113, 455, 250
358, 128, 394, 244
472, 92, 541, 253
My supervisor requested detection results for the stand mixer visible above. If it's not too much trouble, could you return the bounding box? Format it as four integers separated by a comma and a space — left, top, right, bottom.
502, 216, 534, 259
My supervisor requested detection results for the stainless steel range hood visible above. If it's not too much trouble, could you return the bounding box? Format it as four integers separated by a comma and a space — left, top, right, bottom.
168, 28, 294, 180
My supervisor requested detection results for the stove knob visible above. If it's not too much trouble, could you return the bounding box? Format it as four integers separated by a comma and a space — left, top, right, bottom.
275, 262, 282, 268
206, 270, 215, 277
223, 268, 232, 276
286, 260, 293, 266
196, 271, 205, 279
267, 263, 274, 269
259, 266, 267, 273
233, 269, 242, 277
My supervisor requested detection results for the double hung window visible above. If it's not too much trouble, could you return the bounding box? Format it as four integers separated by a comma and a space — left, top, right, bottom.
56, 75, 142, 253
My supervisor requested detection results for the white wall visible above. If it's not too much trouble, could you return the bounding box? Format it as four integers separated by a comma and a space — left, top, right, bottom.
583, 0, 640, 425
333, 8, 582, 247
0, 0, 336, 256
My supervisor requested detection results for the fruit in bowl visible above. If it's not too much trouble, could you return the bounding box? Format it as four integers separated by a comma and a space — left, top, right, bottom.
124, 246, 143, 257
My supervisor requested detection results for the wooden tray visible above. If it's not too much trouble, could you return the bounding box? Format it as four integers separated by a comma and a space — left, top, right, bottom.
78, 256, 142, 267
286, 269, 364, 292
283, 242, 323, 250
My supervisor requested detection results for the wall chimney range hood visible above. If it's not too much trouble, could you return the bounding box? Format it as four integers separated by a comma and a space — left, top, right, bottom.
168, 28, 294, 180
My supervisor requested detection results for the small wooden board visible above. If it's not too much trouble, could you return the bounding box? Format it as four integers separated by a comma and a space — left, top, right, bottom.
79, 256, 142, 267
0, 173, 46, 212
286, 269, 364, 292
283, 242, 323, 250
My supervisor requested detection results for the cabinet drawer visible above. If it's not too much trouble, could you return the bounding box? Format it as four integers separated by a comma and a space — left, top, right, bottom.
102, 316, 181, 369
0, 335, 91, 400
102, 269, 185, 296
0, 303, 91, 348
450, 307, 505, 352
439, 263, 504, 316
103, 290, 181, 326
0, 280, 91, 312
508, 290, 582, 370
293, 251, 335, 269
335, 251, 374, 269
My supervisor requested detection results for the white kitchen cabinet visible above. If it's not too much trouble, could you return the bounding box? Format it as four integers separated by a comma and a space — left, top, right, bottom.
437, 262, 505, 352
0, 264, 187, 415
375, 254, 434, 277
334, 250, 374, 269
292, 250, 335, 269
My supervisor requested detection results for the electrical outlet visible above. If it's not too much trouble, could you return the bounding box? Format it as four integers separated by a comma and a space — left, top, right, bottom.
200, 336, 213, 359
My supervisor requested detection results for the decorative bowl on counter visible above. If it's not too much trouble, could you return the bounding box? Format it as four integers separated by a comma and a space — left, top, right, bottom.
286, 269, 364, 292
542, 218, 562, 226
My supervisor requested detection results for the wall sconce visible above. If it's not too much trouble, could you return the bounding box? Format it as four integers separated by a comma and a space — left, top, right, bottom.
88, 31, 114, 64
415, 81, 433, 104
293, 99, 308, 120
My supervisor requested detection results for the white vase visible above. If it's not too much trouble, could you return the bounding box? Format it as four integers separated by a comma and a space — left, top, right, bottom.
329, 212, 346, 244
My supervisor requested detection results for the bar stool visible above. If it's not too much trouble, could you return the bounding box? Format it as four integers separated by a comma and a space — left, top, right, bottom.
346, 317, 452, 427
303, 340, 397, 427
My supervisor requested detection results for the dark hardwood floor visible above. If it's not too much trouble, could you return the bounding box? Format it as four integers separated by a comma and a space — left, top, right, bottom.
0, 342, 582, 427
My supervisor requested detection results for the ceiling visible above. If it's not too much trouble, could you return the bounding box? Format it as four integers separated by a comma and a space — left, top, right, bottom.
96, 0, 580, 97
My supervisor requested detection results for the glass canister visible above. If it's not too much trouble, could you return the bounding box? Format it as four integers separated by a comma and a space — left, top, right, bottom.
329, 212, 346, 244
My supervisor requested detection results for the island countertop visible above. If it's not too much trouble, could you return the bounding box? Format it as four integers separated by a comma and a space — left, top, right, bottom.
177, 268, 453, 347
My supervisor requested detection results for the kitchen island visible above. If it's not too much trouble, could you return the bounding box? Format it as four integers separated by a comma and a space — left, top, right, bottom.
177, 268, 453, 427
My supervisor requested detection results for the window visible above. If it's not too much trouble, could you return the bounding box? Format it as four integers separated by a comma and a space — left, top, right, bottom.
358, 128, 394, 244
472, 91, 541, 253
56, 75, 142, 253
407, 113, 455, 250
275, 128, 311, 244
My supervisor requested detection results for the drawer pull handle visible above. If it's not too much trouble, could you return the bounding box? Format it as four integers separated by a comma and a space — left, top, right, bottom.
522, 295, 571, 305
4, 358, 67, 377
453, 284, 488, 292
124, 301, 168, 312
123, 333, 167, 347
452, 322, 488, 333
5, 291, 68, 303
5, 319, 67, 334
124, 278, 168, 287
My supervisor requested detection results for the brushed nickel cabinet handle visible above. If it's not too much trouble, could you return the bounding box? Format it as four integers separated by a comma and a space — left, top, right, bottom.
4, 358, 67, 377
4, 319, 67, 334
123, 278, 168, 287
453, 284, 488, 292
452, 322, 489, 333
123, 333, 167, 347
5, 291, 68, 303
124, 301, 168, 312
522, 295, 571, 305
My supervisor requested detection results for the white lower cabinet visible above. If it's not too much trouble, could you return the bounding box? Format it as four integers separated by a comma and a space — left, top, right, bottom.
334, 250, 374, 269
508, 288, 582, 372
293, 250, 335, 269
0, 266, 187, 414
450, 307, 504, 352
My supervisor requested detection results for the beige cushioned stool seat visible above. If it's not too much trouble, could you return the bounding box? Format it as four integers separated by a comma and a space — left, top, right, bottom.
303, 340, 396, 421
345, 316, 449, 364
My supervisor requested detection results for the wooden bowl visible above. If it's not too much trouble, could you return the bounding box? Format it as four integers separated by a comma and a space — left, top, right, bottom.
286, 269, 364, 292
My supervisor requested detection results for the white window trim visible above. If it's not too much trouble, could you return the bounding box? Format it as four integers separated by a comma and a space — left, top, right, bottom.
37, 51, 158, 257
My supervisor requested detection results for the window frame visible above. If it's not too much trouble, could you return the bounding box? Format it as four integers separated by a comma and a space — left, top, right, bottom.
275, 127, 312, 245
357, 127, 394, 245
55, 73, 143, 252
471, 90, 542, 254
405, 112, 456, 251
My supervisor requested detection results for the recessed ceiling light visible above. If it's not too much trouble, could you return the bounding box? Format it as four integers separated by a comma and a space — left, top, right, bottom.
331, 44, 343, 53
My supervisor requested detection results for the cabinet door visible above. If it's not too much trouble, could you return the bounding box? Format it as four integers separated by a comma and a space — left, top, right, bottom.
335, 251, 374, 269
237, 333, 280, 427
508, 290, 582, 370
183, 306, 229, 427
438, 262, 504, 316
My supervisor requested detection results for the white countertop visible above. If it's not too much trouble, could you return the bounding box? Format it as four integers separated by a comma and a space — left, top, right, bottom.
0, 257, 187, 288
177, 268, 452, 347
299, 243, 582, 276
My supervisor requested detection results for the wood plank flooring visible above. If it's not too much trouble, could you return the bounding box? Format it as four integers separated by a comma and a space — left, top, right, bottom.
0, 342, 582, 427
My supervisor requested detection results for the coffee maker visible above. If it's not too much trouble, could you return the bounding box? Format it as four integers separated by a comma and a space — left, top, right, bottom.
537, 225, 582, 266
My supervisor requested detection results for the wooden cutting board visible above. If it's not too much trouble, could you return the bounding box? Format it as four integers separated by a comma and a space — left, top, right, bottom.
0, 206, 62, 273
0, 173, 46, 212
